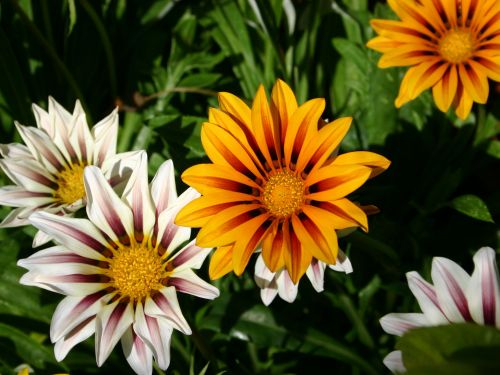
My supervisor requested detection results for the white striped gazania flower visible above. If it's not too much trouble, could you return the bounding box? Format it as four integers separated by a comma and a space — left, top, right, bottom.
17, 152, 219, 375
380, 247, 500, 373
254, 248, 352, 305
0, 97, 139, 246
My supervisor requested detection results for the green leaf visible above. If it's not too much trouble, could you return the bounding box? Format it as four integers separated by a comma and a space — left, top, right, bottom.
450, 194, 494, 223
397, 324, 500, 375
0, 323, 60, 369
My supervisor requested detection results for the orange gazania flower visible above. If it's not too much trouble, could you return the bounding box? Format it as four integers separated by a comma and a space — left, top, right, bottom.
175, 80, 390, 284
367, 0, 500, 119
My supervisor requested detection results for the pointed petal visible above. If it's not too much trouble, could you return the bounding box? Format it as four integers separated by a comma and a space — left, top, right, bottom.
0, 158, 56, 193
306, 259, 326, 292
467, 247, 500, 327
296, 117, 352, 174
291, 211, 337, 265
406, 271, 448, 324
54, 315, 96, 361
284, 98, 324, 168
150, 159, 177, 213
232, 215, 272, 276
380, 313, 429, 336
121, 152, 155, 241
95, 301, 134, 366
305, 165, 372, 202
29, 212, 108, 260
51, 293, 107, 342
170, 241, 211, 270
196, 204, 265, 248
169, 269, 219, 299
121, 327, 153, 375
209, 245, 234, 280
144, 287, 191, 334
331, 151, 391, 178
328, 248, 353, 274
133, 304, 172, 370
383, 351, 406, 374
270, 79, 298, 144
0, 186, 53, 207
276, 269, 299, 303
431, 256, 472, 322
84, 166, 134, 244
92, 108, 119, 166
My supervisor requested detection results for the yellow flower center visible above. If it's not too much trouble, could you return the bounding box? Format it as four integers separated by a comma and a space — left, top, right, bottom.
439, 29, 475, 63
54, 163, 86, 204
262, 170, 305, 218
108, 244, 167, 302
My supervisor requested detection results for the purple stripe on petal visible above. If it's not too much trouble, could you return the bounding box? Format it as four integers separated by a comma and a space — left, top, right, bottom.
482, 258, 496, 325
53, 274, 107, 283
103, 303, 127, 343
412, 276, 442, 310
43, 219, 106, 252
9, 163, 56, 187
152, 292, 184, 328
69, 292, 105, 318
30, 253, 100, 265
160, 221, 177, 253
132, 331, 147, 359
441, 267, 473, 321
145, 315, 162, 352
172, 244, 200, 268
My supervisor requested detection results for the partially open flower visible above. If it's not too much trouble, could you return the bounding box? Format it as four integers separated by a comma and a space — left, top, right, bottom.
0, 97, 139, 246
380, 247, 500, 372
18, 152, 219, 375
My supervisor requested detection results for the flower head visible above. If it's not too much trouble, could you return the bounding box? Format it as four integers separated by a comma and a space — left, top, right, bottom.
175, 79, 390, 285
18, 153, 219, 375
0, 97, 139, 245
254, 249, 352, 305
367, 0, 500, 119
380, 247, 500, 372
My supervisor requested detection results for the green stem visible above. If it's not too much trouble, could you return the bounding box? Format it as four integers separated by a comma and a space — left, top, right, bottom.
78, 0, 117, 99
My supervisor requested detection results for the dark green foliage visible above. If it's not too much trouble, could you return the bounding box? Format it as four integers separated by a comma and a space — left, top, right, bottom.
0, 0, 499, 374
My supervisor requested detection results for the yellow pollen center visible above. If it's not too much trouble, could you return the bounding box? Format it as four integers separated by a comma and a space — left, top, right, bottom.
262, 170, 305, 218
54, 163, 86, 204
439, 29, 475, 63
108, 244, 166, 301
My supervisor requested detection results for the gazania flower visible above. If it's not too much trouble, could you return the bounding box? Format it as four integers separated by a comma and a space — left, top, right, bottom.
175, 79, 390, 285
380, 247, 500, 373
254, 249, 352, 305
367, 0, 500, 119
18, 153, 219, 375
0, 97, 139, 245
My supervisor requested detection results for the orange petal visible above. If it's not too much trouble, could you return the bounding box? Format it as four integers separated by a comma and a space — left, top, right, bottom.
441, 0, 458, 27
232, 216, 272, 275
175, 192, 255, 227
209, 245, 234, 279
202, 122, 264, 180
432, 64, 458, 112
218, 92, 252, 130
284, 98, 324, 168
366, 36, 406, 53
261, 220, 289, 272
270, 79, 298, 144
181, 164, 260, 195
291, 213, 337, 264
208, 108, 266, 174
196, 204, 266, 247
284, 229, 312, 284
453, 84, 474, 120
458, 63, 489, 103
251, 85, 278, 169
378, 44, 437, 68
305, 165, 372, 202
296, 117, 351, 175
331, 151, 391, 178
317, 198, 369, 232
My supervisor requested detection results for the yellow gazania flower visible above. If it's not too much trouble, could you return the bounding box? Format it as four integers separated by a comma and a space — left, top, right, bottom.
367, 0, 500, 119
175, 80, 390, 284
